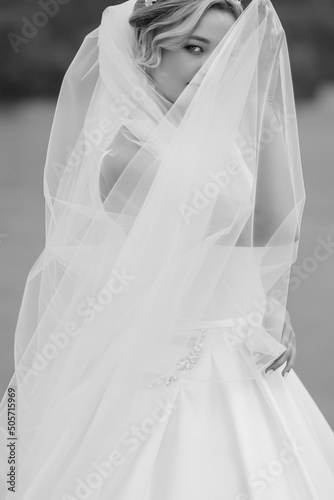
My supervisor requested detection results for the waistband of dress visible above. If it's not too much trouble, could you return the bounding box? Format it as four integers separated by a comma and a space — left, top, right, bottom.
178, 316, 251, 330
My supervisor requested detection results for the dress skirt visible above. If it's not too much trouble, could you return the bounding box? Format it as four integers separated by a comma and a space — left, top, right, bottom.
112, 317, 334, 500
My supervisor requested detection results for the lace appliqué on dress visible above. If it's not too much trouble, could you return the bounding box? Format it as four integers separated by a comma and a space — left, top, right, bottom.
145, 329, 208, 389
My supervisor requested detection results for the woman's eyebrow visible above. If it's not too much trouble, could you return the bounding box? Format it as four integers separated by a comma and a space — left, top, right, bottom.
188, 35, 211, 44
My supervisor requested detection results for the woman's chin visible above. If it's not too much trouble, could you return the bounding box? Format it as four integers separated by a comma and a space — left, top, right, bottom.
156, 85, 198, 113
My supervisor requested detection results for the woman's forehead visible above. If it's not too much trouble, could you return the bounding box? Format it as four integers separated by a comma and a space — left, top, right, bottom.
187, 9, 235, 44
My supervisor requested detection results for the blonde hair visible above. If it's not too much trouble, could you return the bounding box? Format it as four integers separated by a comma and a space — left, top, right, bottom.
128, 0, 243, 71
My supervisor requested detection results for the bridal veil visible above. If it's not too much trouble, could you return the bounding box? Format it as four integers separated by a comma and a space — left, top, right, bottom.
0, 0, 305, 497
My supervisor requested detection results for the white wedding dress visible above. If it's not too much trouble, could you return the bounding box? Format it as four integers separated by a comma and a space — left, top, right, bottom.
1, 1, 334, 498
113, 246, 334, 500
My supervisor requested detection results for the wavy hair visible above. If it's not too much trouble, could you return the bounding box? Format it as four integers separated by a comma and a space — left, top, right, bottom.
128, 0, 244, 71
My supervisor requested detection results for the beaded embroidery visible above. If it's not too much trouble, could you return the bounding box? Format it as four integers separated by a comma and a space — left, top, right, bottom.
145, 329, 207, 388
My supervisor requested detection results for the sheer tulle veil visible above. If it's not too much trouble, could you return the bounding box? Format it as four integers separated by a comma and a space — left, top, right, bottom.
0, 0, 305, 497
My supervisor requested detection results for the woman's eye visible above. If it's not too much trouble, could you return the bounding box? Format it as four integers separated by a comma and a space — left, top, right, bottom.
185, 45, 203, 54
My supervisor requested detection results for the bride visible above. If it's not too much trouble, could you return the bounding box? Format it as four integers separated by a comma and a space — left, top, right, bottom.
1, 0, 334, 498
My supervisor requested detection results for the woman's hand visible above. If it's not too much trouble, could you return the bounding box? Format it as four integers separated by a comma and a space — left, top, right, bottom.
265, 308, 297, 379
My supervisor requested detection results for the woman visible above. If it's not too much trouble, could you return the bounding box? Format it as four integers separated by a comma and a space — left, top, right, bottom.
1, 0, 334, 498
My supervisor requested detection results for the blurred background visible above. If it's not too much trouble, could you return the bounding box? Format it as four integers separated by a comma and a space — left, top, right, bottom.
0, 0, 333, 427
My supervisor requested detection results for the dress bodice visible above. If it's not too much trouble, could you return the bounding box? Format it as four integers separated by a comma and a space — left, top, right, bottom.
179, 245, 266, 322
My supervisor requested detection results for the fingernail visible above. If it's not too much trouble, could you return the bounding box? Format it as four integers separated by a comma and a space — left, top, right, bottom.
283, 372, 289, 380
265, 369, 274, 377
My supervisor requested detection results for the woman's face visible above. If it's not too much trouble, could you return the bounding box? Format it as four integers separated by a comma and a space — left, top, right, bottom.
150, 9, 236, 104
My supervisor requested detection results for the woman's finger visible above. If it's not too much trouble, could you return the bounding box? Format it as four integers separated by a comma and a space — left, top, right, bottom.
282, 346, 297, 378
265, 347, 290, 374
264, 327, 296, 376
264, 341, 295, 375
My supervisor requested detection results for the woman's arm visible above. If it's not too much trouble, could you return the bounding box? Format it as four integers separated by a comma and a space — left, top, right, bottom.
253, 106, 300, 246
